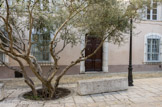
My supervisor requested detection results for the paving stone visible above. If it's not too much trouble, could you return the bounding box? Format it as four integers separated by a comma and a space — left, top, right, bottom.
45, 100, 59, 104
105, 100, 124, 105
110, 104, 130, 107
4, 89, 14, 98
76, 103, 88, 107
97, 102, 109, 107
8, 89, 25, 98
0, 103, 17, 107
20, 101, 32, 105
77, 102, 108, 107
118, 99, 133, 105
155, 102, 162, 107
90, 94, 106, 102
130, 97, 159, 103
103, 93, 117, 100
16, 104, 29, 107
60, 97, 74, 103
127, 94, 142, 98
28, 104, 44, 107
131, 103, 160, 107
154, 96, 162, 101
87, 103, 100, 107
44, 103, 64, 107
64, 103, 76, 107
74, 96, 94, 104
2, 78, 162, 107
2, 97, 20, 104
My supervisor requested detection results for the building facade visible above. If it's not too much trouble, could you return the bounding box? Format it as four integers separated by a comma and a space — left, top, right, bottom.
0, 0, 162, 78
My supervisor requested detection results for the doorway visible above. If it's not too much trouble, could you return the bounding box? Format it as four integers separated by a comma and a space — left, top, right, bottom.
85, 36, 103, 71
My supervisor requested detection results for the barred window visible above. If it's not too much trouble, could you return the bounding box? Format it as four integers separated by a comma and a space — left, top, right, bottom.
147, 38, 160, 61
31, 31, 51, 62
0, 28, 6, 63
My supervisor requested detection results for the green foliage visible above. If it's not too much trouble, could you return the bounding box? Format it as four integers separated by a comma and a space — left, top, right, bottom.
73, 0, 129, 43
0, 0, 156, 46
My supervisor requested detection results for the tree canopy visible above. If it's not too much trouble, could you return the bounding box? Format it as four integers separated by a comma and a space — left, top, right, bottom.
0, 0, 156, 99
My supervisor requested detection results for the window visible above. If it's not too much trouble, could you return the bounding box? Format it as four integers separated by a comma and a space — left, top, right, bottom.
39, 0, 51, 11
145, 33, 162, 63
31, 30, 51, 62
0, 0, 12, 10
147, 38, 160, 61
0, 28, 6, 63
8, 0, 12, 6
147, 0, 157, 20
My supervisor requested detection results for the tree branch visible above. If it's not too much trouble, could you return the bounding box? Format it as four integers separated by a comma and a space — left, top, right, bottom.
50, 27, 118, 83
0, 59, 22, 73
49, 4, 89, 81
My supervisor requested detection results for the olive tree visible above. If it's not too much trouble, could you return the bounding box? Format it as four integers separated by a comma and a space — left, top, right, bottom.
0, 0, 151, 99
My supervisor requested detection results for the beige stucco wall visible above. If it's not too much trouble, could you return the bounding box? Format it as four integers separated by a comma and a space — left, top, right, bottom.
2, 0, 162, 68
7, 20, 162, 67
108, 20, 162, 65
6, 37, 82, 66
7, 43, 81, 66
56, 43, 81, 65
57, 19, 162, 66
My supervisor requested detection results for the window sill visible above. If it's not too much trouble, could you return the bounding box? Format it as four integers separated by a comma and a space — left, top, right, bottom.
36, 61, 54, 66
141, 19, 161, 22
144, 61, 162, 65
0, 62, 9, 66
0, 64, 5, 66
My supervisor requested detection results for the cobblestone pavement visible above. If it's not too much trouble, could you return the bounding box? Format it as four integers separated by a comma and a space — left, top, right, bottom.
1, 78, 162, 107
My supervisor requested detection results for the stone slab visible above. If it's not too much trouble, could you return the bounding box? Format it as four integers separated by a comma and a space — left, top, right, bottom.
77, 77, 128, 95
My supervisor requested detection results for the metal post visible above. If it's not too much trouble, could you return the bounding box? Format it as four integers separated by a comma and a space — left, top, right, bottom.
128, 18, 134, 86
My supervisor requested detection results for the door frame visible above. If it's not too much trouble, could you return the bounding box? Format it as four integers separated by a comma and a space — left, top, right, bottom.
80, 35, 109, 73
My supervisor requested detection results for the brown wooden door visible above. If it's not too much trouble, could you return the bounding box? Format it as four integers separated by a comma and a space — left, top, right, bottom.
85, 37, 102, 71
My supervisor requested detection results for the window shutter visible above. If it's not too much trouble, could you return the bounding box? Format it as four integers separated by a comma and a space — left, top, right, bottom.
5, 54, 9, 63
159, 40, 162, 61
50, 33, 54, 63
144, 42, 147, 62
141, 7, 147, 20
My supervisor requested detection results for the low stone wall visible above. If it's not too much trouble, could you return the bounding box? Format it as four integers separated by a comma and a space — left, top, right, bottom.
77, 77, 128, 95
0, 83, 4, 100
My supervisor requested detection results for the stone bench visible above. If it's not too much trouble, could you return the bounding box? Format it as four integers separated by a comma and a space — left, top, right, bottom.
77, 77, 128, 95
0, 82, 5, 100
